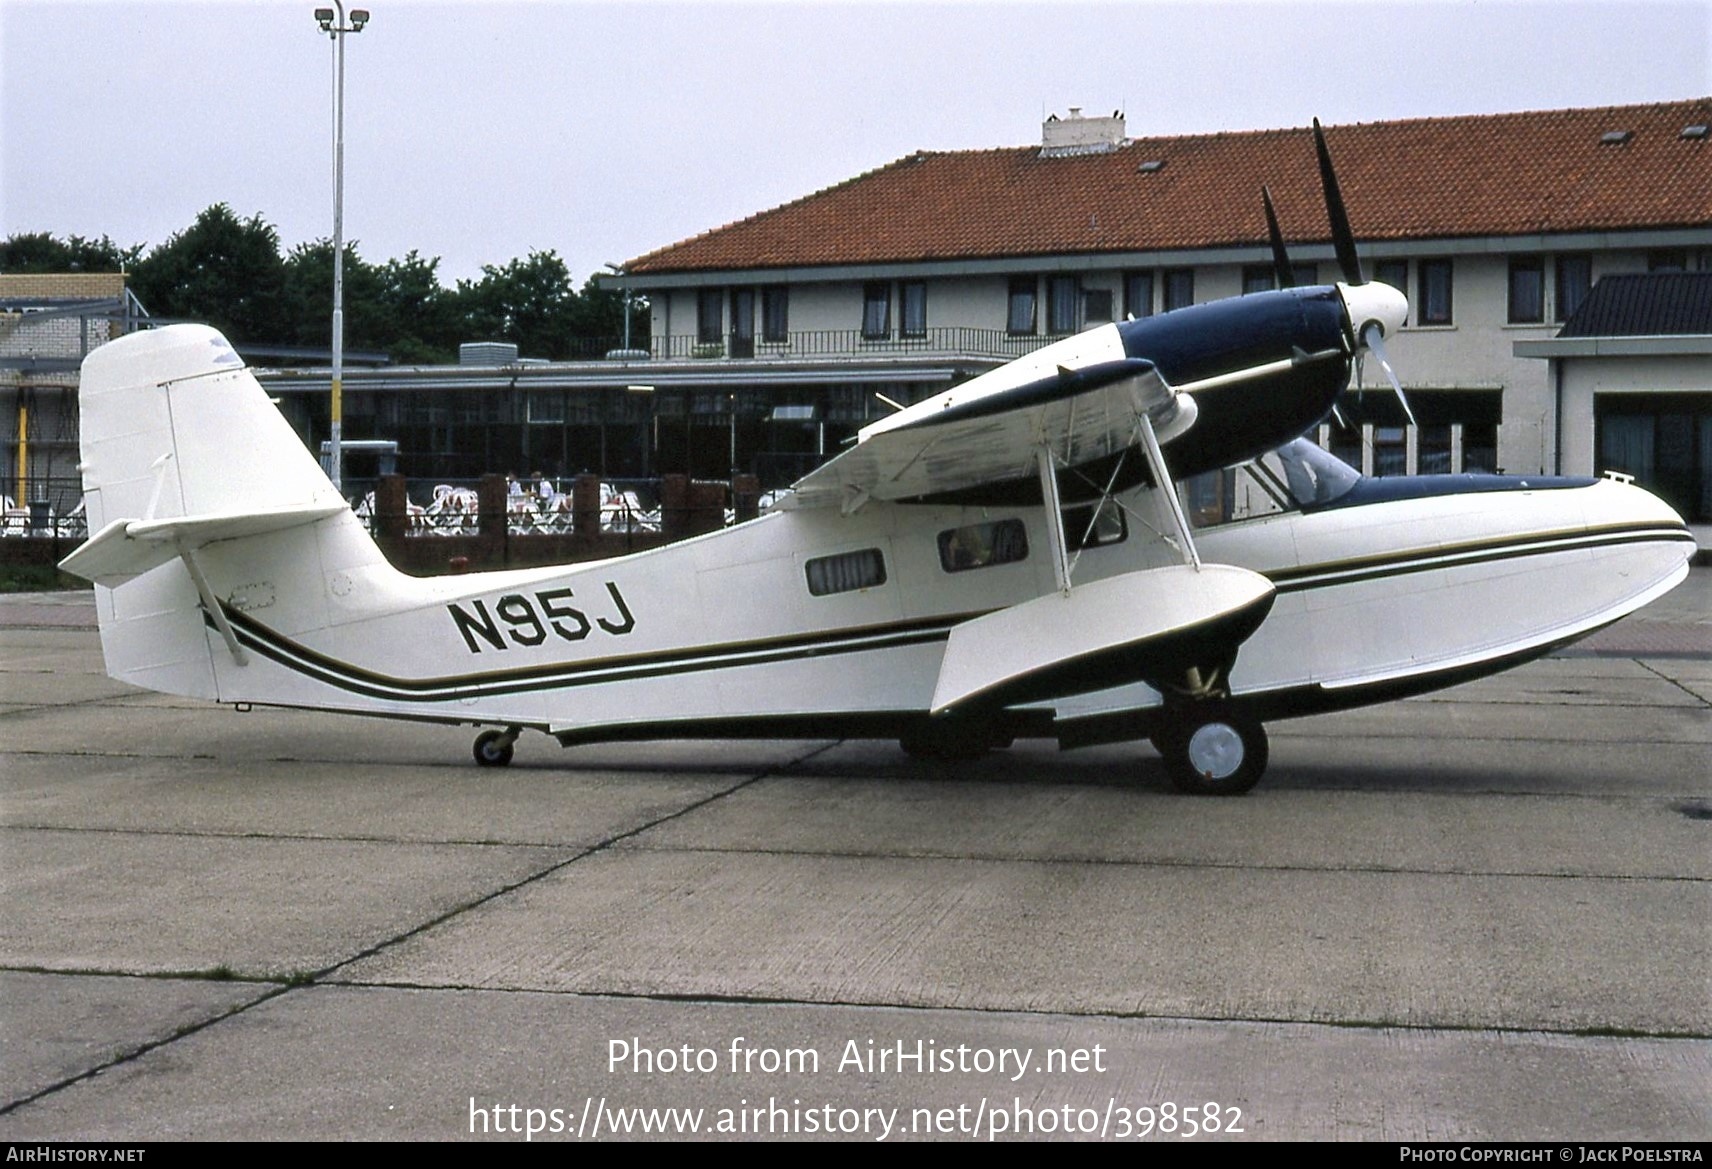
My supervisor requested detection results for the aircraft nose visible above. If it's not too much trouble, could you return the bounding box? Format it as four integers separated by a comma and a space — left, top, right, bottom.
1337, 280, 1409, 342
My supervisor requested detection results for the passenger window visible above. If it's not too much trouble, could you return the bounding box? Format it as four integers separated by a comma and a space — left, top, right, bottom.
805, 548, 887, 596
938, 519, 1028, 572
1063, 501, 1126, 550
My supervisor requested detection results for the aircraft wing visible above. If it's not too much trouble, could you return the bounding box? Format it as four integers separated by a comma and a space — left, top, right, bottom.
780, 328, 1193, 509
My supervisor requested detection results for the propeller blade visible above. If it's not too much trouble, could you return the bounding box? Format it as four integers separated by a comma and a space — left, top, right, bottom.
1313, 118, 1364, 286
1361, 322, 1415, 427
1261, 186, 1293, 289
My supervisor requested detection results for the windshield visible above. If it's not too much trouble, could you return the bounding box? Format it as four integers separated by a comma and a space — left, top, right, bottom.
1260, 437, 1362, 508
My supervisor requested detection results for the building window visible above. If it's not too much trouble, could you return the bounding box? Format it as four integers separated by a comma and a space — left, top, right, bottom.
696, 288, 723, 344
1007, 277, 1037, 335
1047, 275, 1080, 334
762, 286, 789, 343
1507, 258, 1544, 323
1083, 288, 1113, 324
1243, 263, 1318, 294
1124, 272, 1154, 319
1374, 260, 1409, 324
1648, 250, 1688, 272
938, 519, 1028, 572
900, 282, 927, 338
1373, 426, 1407, 477
806, 548, 887, 596
1555, 255, 1592, 323
1418, 425, 1453, 474
1418, 259, 1453, 325
862, 283, 890, 339
1163, 269, 1194, 311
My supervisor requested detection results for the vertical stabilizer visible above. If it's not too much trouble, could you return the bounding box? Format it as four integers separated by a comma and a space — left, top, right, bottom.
65, 325, 394, 699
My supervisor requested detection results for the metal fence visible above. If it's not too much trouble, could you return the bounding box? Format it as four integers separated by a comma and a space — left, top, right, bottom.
1, 477, 87, 540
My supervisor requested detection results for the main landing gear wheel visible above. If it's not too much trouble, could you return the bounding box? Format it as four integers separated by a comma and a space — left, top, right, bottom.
473, 728, 517, 768
1158, 709, 1268, 796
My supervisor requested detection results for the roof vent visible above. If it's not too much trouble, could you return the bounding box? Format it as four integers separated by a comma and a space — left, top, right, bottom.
1681, 124, 1709, 139
1599, 129, 1633, 145
1041, 107, 1126, 157
460, 341, 520, 365
1137, 159, 1165, 174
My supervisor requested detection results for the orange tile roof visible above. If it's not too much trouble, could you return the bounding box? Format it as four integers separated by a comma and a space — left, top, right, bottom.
625, 99, 1712, 275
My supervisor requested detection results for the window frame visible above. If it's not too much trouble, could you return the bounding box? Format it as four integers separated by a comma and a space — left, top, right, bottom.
1123, 271, 1154, 319
900, 281, 927, 338
1046, 275, 1081, 335
861, 283, 891, 340
1417, 259, 1453, 326
761, 285, 789, 343
1507, 257, 1545, 324
1007, 276, 1038, 335
1163, 269, 1195, 312
696, 287, 723, 345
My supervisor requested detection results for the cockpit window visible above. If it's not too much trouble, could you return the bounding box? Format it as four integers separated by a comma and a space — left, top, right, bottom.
1184, 438, 1362, 528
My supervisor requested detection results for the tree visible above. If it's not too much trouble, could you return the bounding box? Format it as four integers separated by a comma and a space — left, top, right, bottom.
128, 204, 287, 344
0, 232, 143, 274
454, 250, 582, 359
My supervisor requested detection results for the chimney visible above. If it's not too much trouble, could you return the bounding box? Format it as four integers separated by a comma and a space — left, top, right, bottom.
1041, 107, 1126, 157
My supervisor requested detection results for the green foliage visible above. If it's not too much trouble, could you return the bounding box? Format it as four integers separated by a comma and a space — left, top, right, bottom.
4, 210, 650, 362
0, 232, 143, 273
127, 204, 288, 344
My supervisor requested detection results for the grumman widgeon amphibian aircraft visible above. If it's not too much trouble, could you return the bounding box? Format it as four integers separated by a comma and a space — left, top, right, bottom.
61, 124, 1694, 794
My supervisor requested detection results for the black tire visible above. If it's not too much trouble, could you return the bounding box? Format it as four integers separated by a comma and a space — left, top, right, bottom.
1158, 709, 1268, 796
473, 729, 515, 768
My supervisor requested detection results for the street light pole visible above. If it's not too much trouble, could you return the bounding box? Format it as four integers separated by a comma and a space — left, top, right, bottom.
314, 4, 369, 495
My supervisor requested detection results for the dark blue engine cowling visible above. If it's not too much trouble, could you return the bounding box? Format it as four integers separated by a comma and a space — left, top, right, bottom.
1120, 286, 1352, 479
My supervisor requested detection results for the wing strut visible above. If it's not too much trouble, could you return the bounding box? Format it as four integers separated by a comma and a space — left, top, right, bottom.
176, 541, 248, 666
1137, 412, 1201, 570
1035, 445, 1073, 596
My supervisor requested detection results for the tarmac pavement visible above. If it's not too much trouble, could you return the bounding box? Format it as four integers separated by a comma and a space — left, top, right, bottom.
0, 576, 1706, 1142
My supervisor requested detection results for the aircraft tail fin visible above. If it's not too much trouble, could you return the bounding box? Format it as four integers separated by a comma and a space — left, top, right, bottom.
61, 324, 395, 700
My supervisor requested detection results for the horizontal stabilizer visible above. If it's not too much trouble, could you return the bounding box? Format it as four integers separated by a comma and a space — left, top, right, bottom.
931, 564, 1275, 714
59, 503, 345, 586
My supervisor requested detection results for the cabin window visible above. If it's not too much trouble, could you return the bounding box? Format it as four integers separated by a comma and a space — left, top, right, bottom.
805, 548, 887, 596
1007, 277, 1038, 334
1163, 269, 1195, 311
1508, 258, 1545, 323
1418, 260, 1453, 325
862, 284, 891, 339
1063, 500, 1126, 549
900, 282, 927, 338
937, 519, 1028, 572
1124, 271, 1154, 319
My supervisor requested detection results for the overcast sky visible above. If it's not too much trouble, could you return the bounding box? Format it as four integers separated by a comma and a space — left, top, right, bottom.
4, 1, 1709, 287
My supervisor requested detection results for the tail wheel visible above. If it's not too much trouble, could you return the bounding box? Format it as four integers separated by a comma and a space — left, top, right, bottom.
1158, 708, 1268, 796
473, 729, 516, 768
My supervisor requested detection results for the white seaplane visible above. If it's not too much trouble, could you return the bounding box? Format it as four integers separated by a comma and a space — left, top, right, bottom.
60, 125, 1694, 793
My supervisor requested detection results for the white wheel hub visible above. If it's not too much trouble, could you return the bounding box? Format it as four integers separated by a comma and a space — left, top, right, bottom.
1186, 721, 1245, 780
